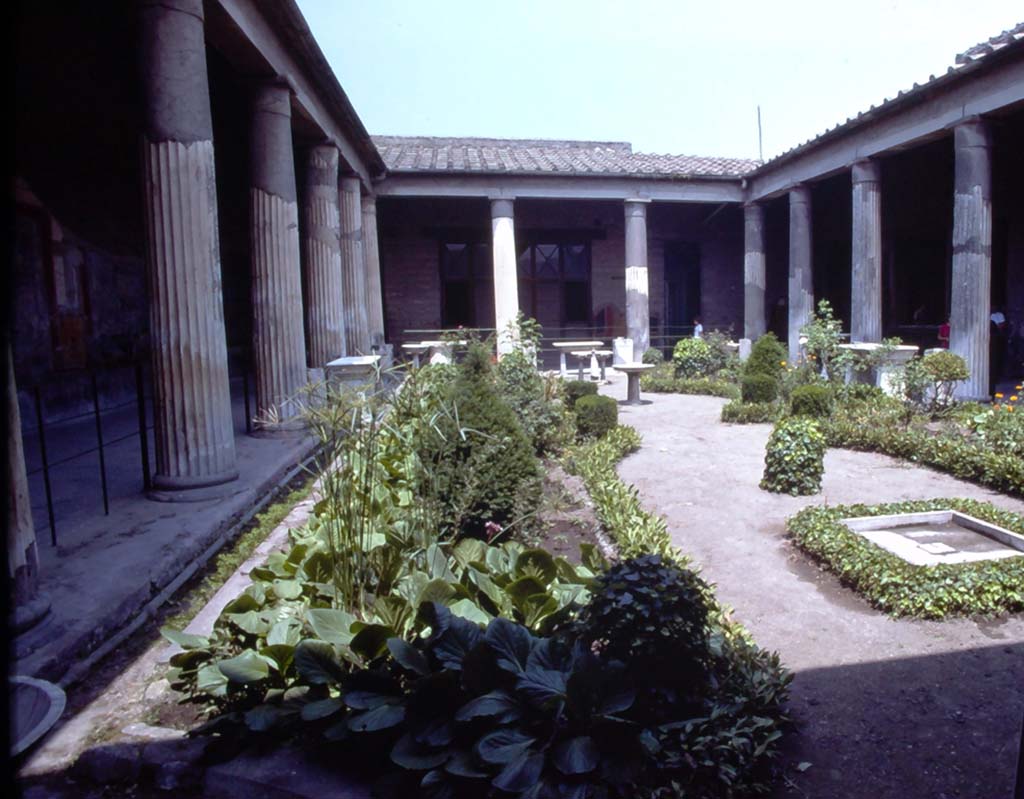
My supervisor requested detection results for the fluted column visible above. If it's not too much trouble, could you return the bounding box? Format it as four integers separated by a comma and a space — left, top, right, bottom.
851, 160, 883, 343
250, 82, 307, 423
362, 195, 386, 348
139, 0, 237, 492
491, 199, 520, 355
743, 203, 766, 341
6, 346, 40, 611
951, 118, 992, 400
788, 185, 814, 363
303, 144, 345, 367
340, 177, 369, 355
624, 200, 650, 358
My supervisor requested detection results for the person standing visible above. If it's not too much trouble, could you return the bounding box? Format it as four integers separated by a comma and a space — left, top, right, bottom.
692, 317, 703, 339
938, 319, 950, 349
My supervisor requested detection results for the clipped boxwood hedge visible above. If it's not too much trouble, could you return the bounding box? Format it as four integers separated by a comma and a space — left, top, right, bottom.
788, 498, 1024, 618
563, 379, 598, 409
640, 372, 741, 399
720, 400, 780, 424
761, 417, 826, 496
575, 394, 618, 439
790, 384, 833, 418
741, 373, 778, 404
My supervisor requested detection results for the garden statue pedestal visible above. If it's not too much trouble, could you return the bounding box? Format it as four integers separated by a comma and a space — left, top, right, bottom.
326, 355, 381, 391
613, 337, 633, 366
840, 342, 919, 395
614, 363, 654, 405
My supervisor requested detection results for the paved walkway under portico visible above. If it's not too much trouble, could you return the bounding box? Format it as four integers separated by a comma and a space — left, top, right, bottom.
601, 378, 1024, 798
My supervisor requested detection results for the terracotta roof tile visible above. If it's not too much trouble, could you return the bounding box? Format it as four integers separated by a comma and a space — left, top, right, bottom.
372, 135, 759, 178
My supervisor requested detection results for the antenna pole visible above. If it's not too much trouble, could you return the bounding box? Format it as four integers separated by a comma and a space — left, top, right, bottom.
757, 105, 764, 162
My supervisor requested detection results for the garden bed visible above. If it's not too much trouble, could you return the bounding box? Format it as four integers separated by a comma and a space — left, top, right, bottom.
788, 498, 1024, 618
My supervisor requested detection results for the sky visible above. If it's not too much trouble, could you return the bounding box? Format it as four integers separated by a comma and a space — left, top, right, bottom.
295, 0, 1022, 161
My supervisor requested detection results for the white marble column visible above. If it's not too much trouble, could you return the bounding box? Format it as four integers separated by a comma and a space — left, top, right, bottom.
139, 0, 237, 492
340, 176, 369, 355
362, 194, 386, 348
743, 202, 766, 341
303, 144, 345, 368
491, 199, 520, 355
250, 81, 307, 424
624, 200, 650, 358
950, 118, 992, 400
851, 159, 883, 343
788, 185, 814, 363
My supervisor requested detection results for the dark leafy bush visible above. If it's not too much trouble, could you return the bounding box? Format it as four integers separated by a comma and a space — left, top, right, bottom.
790, 384, 833, 418
574, 556, 712, 717
741, 373, 778, 404
761, 417, 826, 495
575, 394, 618, 439
721, 400, 779, 424
921, 350, 969, 407
788, 499, 1024, 618
744, 333, 787, 380
563, 380, 598, 409
642, 347, 666, 365
703, 329, 738, 376
672, 338, 715, 379
835, 382, 885, 404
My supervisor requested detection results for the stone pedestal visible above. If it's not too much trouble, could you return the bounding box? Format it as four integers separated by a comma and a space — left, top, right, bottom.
250, 82, 308, 426
491, 199, 519, 355
950, 118, 992, 400
325, 355, 381, 392
788, 185, 814, 364
840, 342, 919, 396
139, 0, 237, 492
738, 338, 752, 361
624, 200, 650, 358
851, 160, 883, 343
362, 195, 386, 349
743, 203, 766, 340
613, 337, 634, 366
341, 177, 369, 355
303, 144, 345, 368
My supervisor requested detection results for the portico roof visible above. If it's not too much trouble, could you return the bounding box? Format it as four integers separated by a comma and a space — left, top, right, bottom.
373, 135, 761, 180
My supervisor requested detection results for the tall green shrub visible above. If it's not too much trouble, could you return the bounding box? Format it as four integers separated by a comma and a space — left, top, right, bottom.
790, 384, 833, 418
744, 333, 787, 379
438, 343, 541, 538
761, 417, 826, 496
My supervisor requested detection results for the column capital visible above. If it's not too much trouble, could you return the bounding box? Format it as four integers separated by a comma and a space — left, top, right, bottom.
789, 184, 812, 205
851, 159, 881, 184
743, 202, 764, 221
953, 116, 992, 149
361, 194, 378, 214
490, 198, 514, 219
624, 199, 650, 218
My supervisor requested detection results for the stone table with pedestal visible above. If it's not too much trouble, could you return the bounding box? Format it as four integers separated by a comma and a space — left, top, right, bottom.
614, 363, 655, 405
552, 340, 603, 378
839, 342, 919, 395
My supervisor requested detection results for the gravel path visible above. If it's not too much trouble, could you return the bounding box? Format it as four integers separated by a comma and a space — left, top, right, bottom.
602, 379, 1024, 799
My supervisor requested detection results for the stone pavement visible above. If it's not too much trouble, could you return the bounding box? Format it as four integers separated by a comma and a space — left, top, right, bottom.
15, 378, 317, 685
602, 377, 1024, 798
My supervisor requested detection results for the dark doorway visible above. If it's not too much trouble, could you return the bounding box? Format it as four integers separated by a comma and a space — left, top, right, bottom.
664, 242, 701, 333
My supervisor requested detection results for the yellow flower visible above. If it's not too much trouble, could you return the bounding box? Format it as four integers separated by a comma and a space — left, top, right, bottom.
1012, 396, 1019, 402
1016, 385, 1022, 390
1008, 406, 1015, 413
995, 393, 1004, 399
780, 361, 786, 366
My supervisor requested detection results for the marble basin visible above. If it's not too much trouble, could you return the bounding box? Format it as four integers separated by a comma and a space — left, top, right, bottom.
10, 675, 65, 756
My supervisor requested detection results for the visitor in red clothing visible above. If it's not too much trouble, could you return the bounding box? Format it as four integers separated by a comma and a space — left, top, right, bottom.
938, 320, 950, 348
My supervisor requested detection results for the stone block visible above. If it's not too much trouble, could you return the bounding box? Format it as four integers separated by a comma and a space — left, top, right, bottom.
73, 742, 143, 784
204, 745, 372, 799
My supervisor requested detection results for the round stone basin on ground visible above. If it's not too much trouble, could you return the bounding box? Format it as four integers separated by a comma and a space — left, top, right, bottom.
10, 675, 66, 756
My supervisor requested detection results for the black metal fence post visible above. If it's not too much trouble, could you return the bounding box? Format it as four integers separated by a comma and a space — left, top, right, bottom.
135, 361, 152, 491
90, 373, 109, 516
33, 387, 57, 546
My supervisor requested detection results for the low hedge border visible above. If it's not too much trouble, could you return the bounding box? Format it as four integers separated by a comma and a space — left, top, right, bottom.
721, 400, 781, 424
640, 374, 741, 399
826, 415, 1024, 498
787, 498, 1024, 618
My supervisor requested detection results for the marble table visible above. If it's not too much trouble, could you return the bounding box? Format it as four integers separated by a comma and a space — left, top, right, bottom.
552, 340, 603, 378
